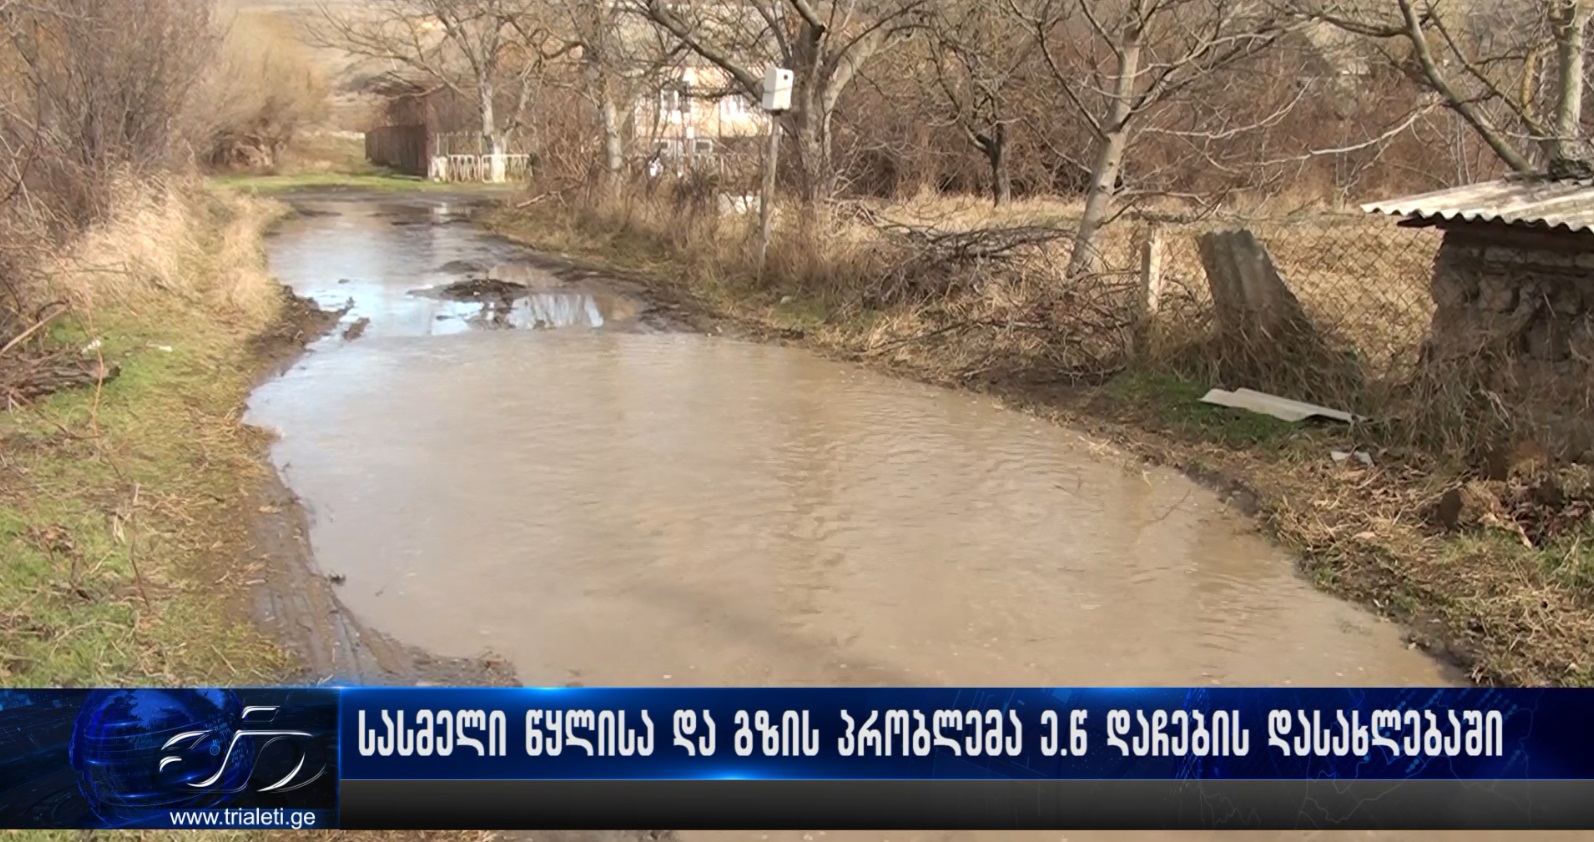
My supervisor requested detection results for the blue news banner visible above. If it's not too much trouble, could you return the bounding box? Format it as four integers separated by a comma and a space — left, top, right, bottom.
0, 687, 1591, 830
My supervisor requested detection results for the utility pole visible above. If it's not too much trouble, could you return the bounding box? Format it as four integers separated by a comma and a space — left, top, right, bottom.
757, 68, 793, 279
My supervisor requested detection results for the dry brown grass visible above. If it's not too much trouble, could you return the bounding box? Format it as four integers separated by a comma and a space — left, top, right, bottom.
525, 181, 1451, 411
530, 180, 1533, 459
856, 191, 1089, 230
42, 176, 284, 329
548, 178, 1143, 384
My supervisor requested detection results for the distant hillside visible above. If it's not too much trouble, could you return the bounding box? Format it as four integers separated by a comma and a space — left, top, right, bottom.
216, 0, 390, 130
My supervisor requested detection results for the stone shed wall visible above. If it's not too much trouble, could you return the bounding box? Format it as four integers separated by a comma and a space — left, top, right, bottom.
1427, 222, 1594, 458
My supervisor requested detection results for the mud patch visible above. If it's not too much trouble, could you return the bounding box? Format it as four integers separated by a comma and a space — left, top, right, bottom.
424, 278, 532, 301
248, 285, 343, 377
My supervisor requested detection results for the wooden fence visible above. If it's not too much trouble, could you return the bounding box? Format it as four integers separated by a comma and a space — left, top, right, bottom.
365, 125, 429, 177
363, 126, 532, 183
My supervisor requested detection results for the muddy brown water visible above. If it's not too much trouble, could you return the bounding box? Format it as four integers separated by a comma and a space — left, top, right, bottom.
246, 197, 1581, 841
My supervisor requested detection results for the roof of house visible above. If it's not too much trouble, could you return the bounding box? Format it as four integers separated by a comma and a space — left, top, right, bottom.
1362, 175, 1594, 234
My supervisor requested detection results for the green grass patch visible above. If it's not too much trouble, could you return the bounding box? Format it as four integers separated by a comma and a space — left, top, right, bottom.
209, 169, 514, 194
0, 228, 291, 688
769, 292, 836, 328
1536, 527, 1594, 594
1103, 369, 1299, 448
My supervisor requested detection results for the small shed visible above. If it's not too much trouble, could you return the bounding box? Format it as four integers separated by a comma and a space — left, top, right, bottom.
1363, 173, 1594, 456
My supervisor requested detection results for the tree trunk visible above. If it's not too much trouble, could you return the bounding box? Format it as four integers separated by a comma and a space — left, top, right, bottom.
479, 81, 505, 184
1067, 33, 1141, 279
798, 140, 831, 220
1548, 0, 1592, 162
985, 125, 1010, 207
790, 83, 836, 206
488, 134, 507, 183
791, 20, 826, 205
601, 94, 623, 194
803, 128, 834, 205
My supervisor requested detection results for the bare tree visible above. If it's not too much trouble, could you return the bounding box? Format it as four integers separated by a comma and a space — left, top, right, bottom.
1006, 0, 1297, 277
565, 1, 628, 193
1304, 0, 1593, 175
927, 1, 1037, 206
541, 1, 685, 194
627, 0, 929, 205
311, 0, 557, 182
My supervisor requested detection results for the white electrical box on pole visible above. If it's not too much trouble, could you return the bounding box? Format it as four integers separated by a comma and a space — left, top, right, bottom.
761, 67, 794, 112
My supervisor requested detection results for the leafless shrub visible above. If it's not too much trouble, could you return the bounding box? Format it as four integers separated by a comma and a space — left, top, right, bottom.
0, 0, 218, 225
188, 13, 329, 171
0, 0, 258, 355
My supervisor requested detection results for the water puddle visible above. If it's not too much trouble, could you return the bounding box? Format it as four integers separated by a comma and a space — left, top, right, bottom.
251, 328, 1450, 689
242, 195, 1566, 842
265, 199, 645, 340
409, 282, 637, 331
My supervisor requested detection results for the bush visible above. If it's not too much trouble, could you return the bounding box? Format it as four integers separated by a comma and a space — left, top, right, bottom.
0, 0, 218, 226
187, 13, 328, 172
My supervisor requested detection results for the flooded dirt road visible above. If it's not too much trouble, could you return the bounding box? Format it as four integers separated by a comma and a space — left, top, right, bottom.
243, 196, 1578, 841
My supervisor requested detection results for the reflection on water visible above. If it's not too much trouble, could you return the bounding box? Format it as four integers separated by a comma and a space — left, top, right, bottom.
241, 196, 1550, 842
420, 291, 616, 332
517, 291, 605, 328
266, 200, 641, 340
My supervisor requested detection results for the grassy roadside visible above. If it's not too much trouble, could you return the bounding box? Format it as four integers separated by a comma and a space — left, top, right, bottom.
210, 170, 489, 194
208, 150, 522, 196
0, 178, 505, 841
204, 132, 522, 195
485, 201, 1594, 689
0, 184, 321, 686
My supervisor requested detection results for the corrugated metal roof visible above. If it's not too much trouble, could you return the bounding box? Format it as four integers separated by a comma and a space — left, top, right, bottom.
1361, 176, 1594, 233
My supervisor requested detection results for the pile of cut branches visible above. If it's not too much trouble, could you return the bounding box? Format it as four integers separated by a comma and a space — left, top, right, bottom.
861, 218, 1070, 307
0, 305, 117, 409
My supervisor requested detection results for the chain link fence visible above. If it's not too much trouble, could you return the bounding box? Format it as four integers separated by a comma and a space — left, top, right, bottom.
825, 203, 1448, 418
1123, 214, 1444, 414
